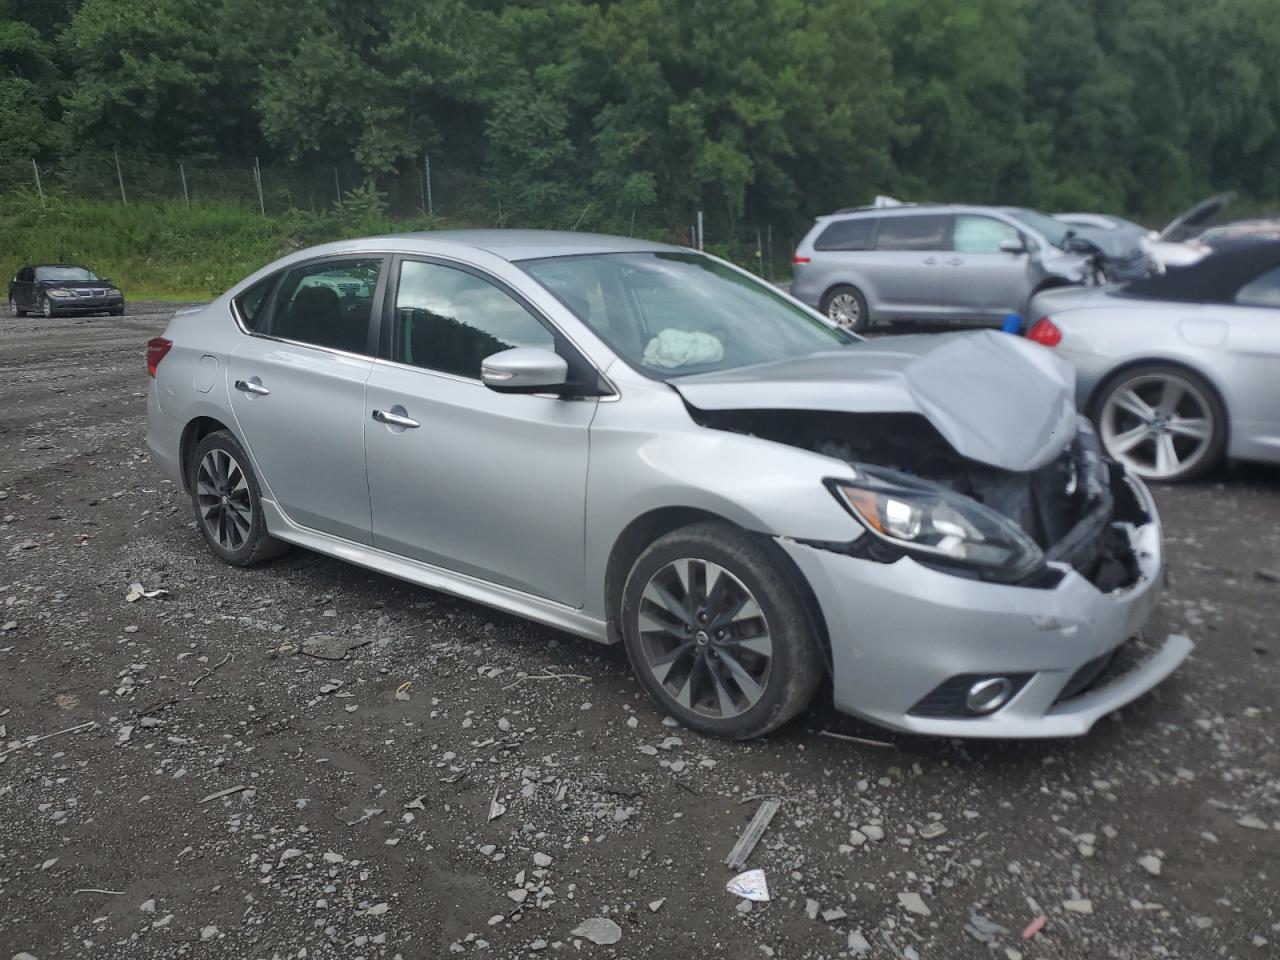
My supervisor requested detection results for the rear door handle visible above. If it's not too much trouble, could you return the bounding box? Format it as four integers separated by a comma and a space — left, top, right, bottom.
372, 408, 421, 429
922, 257, 938, 265
234, 379, 270, 396
946, 257, 964, 266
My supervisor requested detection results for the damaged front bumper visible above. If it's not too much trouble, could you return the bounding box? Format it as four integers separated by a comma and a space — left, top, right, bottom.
779, 467, 1191, 738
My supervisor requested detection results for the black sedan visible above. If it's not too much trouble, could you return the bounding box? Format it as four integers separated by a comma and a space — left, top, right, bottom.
8, 264, 125, 317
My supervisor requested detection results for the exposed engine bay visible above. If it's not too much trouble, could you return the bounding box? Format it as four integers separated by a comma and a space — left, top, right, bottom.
689, 407, 1147, 591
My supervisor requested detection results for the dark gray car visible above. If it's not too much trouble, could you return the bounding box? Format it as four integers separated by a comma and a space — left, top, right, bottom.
792, 204, 1090, 331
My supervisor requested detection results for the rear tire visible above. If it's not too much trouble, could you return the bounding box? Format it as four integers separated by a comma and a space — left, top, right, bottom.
819, 284, 869, 333
620, 521, 824, 739
1090, 363, 1227, 483
189, 430, 289, 566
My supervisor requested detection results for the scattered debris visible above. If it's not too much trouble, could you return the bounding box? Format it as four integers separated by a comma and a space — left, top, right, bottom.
395, 681, 412, 701
502, 667, 590, 690
299, 635, 373, 661
1022, 914, 1048, 939
1063, 899, 1094, 915
125, 582, 168, 602
815, 729, 894, 748
898, 892, 931, 916
198, 785, 249, 805
487, 785, 507, 822
190, 652, 232, 687
1137, 854, 1163, 876
726, 869, 771, 902
1236, 814, 1270, 830
570, 917, 622, 945
73, 888, 124, 895
723, 799, 781, 869
0, 720, 97, 757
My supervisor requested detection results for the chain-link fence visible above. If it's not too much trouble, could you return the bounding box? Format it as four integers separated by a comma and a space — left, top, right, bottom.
5, 151, 800, 281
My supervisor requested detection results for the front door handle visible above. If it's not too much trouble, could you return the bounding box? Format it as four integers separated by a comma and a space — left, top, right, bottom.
234, 379, 270, 396
372, 408, 421, 429
946, 257, 964, 266
922, 257, 938, 265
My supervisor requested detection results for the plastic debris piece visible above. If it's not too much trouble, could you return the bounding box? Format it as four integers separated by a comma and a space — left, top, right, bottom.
725, 868, 770, 902
1022, 914, 1047, 939
723, 799, 781, 869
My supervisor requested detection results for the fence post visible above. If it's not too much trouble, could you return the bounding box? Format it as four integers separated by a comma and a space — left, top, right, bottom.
253, 156, 265, 215
425, 154, 433, 216
32, 158, 46, 211
114, 149, 127, 204
179, 161, 190, 207
696, 210, 704, 251
756, 228, 765, 279
334, 167, 342, 206
766, 225, 773, 279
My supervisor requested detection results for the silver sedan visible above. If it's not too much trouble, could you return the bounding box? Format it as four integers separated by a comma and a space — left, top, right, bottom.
1027, 241, 1280, 482
146, 230, 1187, 739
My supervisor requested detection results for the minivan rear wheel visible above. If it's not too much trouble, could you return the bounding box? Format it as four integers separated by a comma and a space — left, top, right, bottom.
189, 430, 289, 566
620, 521, 824, 739
819, 284, 869, 333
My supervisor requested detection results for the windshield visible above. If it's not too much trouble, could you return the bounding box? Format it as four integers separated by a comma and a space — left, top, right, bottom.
521, 252, 854, 378
36, 266, 97, 282
1004, 209, 1072, 249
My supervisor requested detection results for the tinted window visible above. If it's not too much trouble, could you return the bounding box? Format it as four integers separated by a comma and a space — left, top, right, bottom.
1236, 266, 1280, 308
393, 260, 554, 379
814, 218, 876, 251
234, 276, 277, 332
875, 215, 950, 251
952, 215, 1020, 254
268, 258, 382, 354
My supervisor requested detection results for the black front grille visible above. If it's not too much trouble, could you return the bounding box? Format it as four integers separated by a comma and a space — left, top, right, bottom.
909, 672, 1033, 719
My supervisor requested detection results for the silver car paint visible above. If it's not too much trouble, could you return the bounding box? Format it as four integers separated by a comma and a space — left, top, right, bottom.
670, 330, 1079, 472
1028, 285, 1280, 464
148, 230, 1186, 738
792, 205, 1088, 325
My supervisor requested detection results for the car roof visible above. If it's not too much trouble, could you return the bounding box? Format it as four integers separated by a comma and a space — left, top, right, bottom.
825, 203, 1021, 219
394, 229, 684, 262
31, 263, 92, 269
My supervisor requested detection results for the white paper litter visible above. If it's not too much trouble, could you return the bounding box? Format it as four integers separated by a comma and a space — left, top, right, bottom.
726, 868, 770, 902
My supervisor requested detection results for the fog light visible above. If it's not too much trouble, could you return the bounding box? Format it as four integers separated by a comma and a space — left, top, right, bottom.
965, 677, 1014, 714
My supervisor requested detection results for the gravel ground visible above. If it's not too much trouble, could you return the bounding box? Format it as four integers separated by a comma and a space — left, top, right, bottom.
1, 304, 1277, 960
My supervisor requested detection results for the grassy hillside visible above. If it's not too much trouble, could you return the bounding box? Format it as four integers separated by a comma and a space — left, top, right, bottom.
0, 195, 443, 301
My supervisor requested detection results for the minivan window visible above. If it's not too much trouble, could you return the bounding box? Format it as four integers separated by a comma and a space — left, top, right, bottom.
1004, 208, 1071, 249
233, 275, 277, 332
874, 215, 950, 252
814, 218, 877, 251
393, 260, 555, 379
952, 215, 1021, 254
267, 258, 382, 354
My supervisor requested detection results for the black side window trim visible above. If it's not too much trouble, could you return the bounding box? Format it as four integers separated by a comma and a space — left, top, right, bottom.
381, 253, 609, 395
814, 217, 879, 252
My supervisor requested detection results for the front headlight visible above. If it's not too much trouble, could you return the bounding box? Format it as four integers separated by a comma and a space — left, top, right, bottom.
828, 464, 1044, 581
47, 289, 71, 298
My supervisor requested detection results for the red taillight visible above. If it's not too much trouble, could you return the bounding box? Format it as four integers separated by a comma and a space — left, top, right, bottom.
147, 337, 172, 377
1026, 317, 1061, 347
793, 254, 811, 265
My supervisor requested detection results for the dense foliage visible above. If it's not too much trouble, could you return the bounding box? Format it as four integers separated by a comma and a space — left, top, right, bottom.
3, 0, 1279, 241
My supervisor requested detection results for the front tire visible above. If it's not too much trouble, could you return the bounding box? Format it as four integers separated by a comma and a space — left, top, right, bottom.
1091, 363, 1227, 483
189, 430, 289, 566
620, 521, 824, 739
819, 284, 870, 333
40, 296, 53, 318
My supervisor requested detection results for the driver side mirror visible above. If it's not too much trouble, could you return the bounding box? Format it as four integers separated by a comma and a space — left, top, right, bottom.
999, 237, 1027, 255
480, 346, 568, 394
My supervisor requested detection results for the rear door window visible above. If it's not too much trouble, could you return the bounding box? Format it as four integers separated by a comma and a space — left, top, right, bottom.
814, 218, 877, 251
266, 258, 383, 354
233, 275, 278, 332
874, 215, 951, 251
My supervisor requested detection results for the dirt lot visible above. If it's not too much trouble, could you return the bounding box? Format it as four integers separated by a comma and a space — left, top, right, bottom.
1, 305, 1277, 960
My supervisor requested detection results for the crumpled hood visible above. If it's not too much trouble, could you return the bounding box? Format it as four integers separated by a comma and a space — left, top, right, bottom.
670, 330, 1078, 472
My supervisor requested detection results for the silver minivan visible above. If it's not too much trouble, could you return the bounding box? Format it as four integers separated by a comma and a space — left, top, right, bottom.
792, 204, 1091, 331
